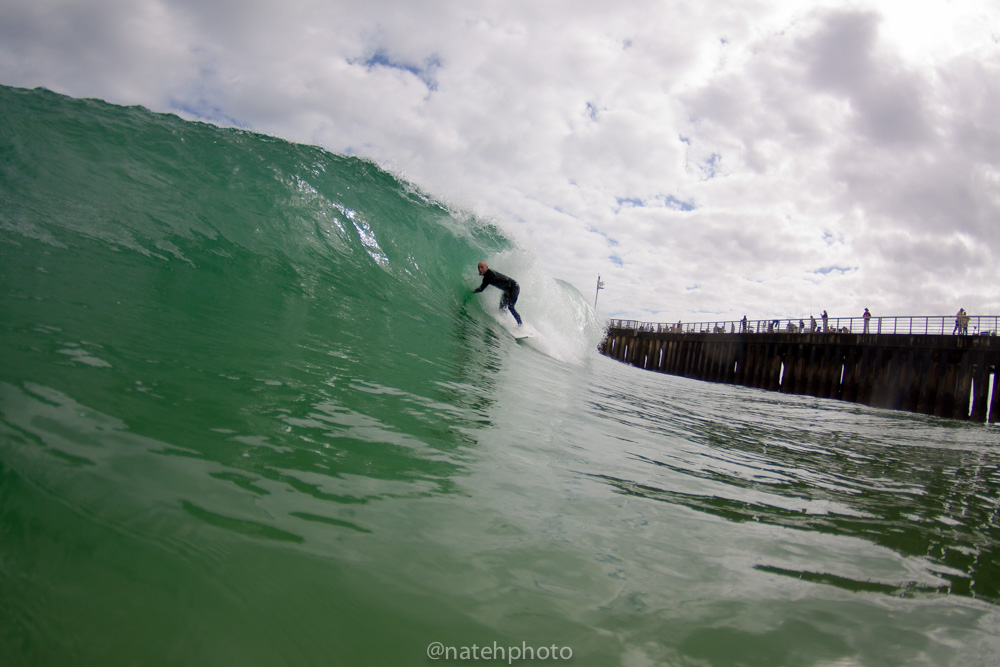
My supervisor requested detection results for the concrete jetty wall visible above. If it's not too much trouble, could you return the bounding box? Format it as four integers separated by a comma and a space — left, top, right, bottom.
600, 328, 1000, 423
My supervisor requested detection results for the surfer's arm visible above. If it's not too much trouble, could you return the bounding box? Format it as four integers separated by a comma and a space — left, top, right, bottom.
473, 275, 491, 293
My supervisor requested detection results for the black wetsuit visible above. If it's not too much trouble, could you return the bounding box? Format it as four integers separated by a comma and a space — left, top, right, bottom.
474, 269, 522, 325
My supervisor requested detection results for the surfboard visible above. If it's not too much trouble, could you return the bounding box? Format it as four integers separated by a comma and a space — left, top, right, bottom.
504, 324, 534, 341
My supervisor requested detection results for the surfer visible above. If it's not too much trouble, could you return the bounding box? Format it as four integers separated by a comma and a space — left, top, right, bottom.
473, 261, 522, 326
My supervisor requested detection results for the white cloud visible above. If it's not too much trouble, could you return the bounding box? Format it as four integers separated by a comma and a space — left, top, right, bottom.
1, 0, 997, 322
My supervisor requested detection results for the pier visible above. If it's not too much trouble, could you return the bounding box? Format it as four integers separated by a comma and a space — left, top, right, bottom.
600, 316, 1000, 423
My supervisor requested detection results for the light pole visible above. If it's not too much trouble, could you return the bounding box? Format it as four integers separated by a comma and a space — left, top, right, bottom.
594, 275, 605, 309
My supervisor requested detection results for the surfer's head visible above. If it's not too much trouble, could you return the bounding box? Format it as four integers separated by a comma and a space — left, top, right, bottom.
478, 261, 488, 275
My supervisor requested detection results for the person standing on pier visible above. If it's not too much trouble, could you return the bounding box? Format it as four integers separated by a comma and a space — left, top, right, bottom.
863, 308, 871, 333
953, 308, 966, 335
821, 310, 829, 332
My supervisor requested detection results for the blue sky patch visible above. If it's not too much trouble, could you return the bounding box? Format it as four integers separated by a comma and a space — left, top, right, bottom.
616, 197, 644, 209
700, 153, 721, 180
356, 49, 441, 91
822, 231, 844, 246
615, 195, 695, 212
170, 98, 247, 128
590, 228, 618, 246
660, 194, 695, 211
812, 265, 856, 275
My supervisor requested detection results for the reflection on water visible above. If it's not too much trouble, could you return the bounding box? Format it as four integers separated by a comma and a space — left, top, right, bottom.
0, 375, 472, 548
585, 363, 1000, 603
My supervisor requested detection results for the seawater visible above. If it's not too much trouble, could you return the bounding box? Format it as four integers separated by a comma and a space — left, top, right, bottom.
1, 85, 999, 666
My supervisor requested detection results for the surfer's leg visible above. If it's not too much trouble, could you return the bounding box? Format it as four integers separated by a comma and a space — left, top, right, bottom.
506, 286, 522, 325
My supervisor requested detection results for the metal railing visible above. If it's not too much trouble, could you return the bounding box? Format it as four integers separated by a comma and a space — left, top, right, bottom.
607, 315, 1000, 337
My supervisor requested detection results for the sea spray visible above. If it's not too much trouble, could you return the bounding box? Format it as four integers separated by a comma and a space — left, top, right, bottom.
471, 248, 607, 363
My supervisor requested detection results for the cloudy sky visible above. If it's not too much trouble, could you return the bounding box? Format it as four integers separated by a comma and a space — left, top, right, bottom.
2, 0, 998, 323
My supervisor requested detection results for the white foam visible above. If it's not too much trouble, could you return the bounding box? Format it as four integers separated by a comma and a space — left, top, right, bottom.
475, 249, 606, 363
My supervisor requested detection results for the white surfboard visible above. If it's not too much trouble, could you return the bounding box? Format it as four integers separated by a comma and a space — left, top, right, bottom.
505, 323, 535, 341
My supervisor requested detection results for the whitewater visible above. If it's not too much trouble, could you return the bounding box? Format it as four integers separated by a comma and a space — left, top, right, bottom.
2, 85, 999, 666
